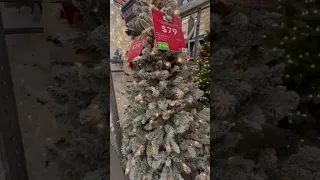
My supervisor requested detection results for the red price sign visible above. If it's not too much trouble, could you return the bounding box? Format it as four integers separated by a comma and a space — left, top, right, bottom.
151, 9, 186, 52
126, 35, 145, 64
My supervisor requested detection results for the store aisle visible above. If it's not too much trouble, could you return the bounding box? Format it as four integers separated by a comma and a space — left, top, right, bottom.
110, 144, 129, 180
110, 64, 132, 180
6, 31, 80, 179
6, 33, 60, 180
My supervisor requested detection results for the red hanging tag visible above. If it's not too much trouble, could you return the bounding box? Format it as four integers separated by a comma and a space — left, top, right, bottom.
62, 2, 78, 25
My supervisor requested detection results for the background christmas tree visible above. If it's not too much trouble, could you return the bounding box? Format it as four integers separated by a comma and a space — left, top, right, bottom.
195, 31, 210, 99
46, 61, 109, 180
45, 0, 110, 180
263, 0, 320, 147
48, 0, 109, 63
110, 0, 132, 53
209, 1, 320, 179
120, 0, 210, 179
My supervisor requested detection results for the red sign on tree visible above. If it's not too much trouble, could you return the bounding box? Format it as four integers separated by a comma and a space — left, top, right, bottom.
126, 35, 145, 64
151, 9, 186, 52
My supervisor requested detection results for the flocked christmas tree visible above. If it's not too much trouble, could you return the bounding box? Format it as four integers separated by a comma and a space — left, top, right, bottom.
209, 1, 319, 179
195, 30, 210, 98
121, 0, 210, 179
263, 0, 320, 142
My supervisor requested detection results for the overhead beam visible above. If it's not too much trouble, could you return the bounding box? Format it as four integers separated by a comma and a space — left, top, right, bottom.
179, 0, 209, 18
4, 28, 43, 34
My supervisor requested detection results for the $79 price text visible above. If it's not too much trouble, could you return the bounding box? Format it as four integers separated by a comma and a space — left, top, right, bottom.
161, 25, 177, 35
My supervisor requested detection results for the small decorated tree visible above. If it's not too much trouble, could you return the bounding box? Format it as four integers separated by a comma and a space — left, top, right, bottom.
110, 0, 132, 52
263, 0, 320, 142
210, 1, 303, 179
121, 0, 210, 179
195, 31, 210, 98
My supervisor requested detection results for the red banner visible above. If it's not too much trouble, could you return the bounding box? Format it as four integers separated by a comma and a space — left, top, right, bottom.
126, 35, 145, 64
151, 9, 186, 52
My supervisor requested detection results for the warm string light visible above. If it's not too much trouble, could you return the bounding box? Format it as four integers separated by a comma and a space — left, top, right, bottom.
174, 9, 180, 16
137, 94, 143, 101
95, 123, 105, 129
151, 87, 156, 92
165, 62, 171, 68
182, 163, 188, 169
152, 147, 156, 153
194, 141, 199, 145
177, 57, 183, 63
176, 89, 184, 98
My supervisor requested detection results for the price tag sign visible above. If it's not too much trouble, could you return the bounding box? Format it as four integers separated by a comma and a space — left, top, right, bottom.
151, 9, 186, 52
126, 35, 145, 64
